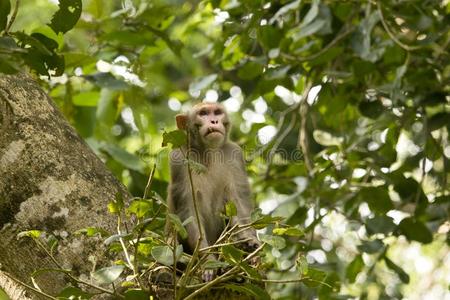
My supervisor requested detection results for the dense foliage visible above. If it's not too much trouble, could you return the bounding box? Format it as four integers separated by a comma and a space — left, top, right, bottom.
1, 0, 449, 299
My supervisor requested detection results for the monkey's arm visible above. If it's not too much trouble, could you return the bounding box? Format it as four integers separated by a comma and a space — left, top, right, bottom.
167, 150, 209, 252
226, 144, 259, 243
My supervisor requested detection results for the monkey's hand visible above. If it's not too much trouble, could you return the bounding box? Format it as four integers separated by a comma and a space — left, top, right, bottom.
202, 269, 216, 282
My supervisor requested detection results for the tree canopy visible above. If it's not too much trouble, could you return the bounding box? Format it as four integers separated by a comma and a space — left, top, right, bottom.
0, 0, 449, 299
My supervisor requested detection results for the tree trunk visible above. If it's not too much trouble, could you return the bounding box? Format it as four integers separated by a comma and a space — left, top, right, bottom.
0, 74, 130, 299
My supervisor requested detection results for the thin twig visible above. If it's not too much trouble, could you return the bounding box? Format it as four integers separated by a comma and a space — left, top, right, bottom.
5, 0, 20, 34
377, 1, 421, 52
265, 113, 297, 179
200, 238, 253, 252
32, 240, 118, 296
2, 271, 57, 300
143, 163, 157, 199
281, 26, 355, 62
172, 229, 178, 300
297, 82, 314, 174
184, 243, 266, 300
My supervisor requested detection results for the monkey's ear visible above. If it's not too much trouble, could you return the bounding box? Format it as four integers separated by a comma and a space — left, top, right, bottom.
176, 114, 188, 130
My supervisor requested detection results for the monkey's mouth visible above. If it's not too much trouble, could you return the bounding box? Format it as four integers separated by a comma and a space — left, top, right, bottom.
205, 128, 223, 136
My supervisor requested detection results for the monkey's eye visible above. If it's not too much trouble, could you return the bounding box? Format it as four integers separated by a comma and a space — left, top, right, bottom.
214, 109, 222, 115
199, 110, 208, 116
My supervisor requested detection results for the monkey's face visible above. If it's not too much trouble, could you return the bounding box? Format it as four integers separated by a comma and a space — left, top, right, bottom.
192, 103, 229, 148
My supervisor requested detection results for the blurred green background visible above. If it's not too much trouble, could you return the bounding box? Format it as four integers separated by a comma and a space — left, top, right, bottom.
1, 0, 449, 299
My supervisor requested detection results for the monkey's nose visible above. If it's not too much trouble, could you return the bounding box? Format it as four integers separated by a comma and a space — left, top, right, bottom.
211, 120, 218, 124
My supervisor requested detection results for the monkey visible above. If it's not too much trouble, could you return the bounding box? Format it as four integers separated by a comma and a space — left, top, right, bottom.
166, 102, 259, 281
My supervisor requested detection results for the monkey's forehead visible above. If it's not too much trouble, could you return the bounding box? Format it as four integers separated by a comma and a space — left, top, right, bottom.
191, 102, 226, 111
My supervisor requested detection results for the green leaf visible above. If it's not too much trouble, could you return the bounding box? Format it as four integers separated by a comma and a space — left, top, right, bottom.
258, 25, 282, 50
72, 91, 100, 107
358, 100, 384, 119
269, 0, 300, 24
151, 245, 183, 266
0, 55, 20, 74
203, 259, 229, 269
272, 226, 304, 237
384, 256, 410, 284
420, 92, 448, 107
357, 239, 384, 254
398, 217, 433, 244
64, 52, 97, 68
303, 268, 327, 288
359, 186, 393, 214
0, 37, 23, 52
49, 0, 82, 34
239, 261, 261, 280
0, 0, 10, 31
296, 255, 308, 275
428, 112, 450, 131
17, 230, 42, 239
91, 265, 124, 285
365, 216, 396, 235
259, 234, 286, 249
58, 286, 92, 299
75, 227, 110, 237
346, 255, 364, 283
0, 288, 11, 300
102, 144, 145, 172
167, 213, 188, 239
237, 61, 264, 80
221, 245, 244, 264
290, 19, 326, 41
16, 32, 65, 76
108, 193, 125, 214
251, 208, 284, 229
223, 283, 270, 300
104, 233, 130, 246
128, 199, 152, 218
188, 74, 217, 95
124, 289, 152, 300
225, 201, 237, 217
162, 130, 187, 148
83, 73, 129, 90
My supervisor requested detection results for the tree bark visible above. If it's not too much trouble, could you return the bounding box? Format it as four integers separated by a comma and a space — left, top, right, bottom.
0, 74, 130, 299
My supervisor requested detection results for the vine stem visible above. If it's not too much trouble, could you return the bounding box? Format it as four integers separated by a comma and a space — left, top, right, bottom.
5, 0, 20, 34
176, 132, 205, 297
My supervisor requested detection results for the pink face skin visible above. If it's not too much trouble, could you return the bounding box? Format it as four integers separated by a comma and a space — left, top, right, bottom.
191, 103, 229, 148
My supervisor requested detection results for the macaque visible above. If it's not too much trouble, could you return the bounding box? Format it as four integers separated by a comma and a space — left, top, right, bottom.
167, 102, 259, 281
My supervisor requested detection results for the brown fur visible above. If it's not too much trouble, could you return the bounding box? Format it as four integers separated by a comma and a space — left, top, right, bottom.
167, 103, 259, 271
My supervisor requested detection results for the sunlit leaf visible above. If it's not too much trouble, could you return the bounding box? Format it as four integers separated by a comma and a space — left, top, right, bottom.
225, 201, 237, 217
128, 199, 152, 218
259, 234, 286, 249
58, 286, 92, 299
91, 265, 124, 285
346, 255, 364, 283
17, 230, 42, 239
151, 245, 183, 266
